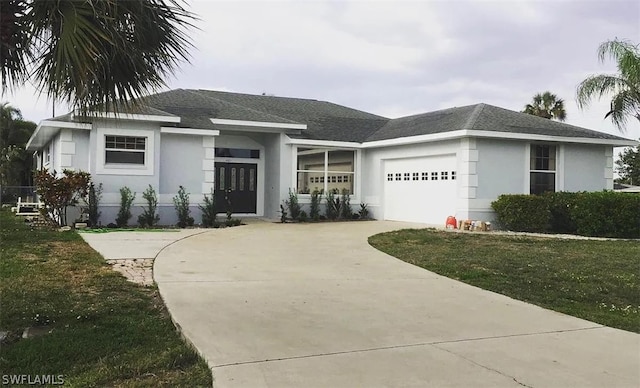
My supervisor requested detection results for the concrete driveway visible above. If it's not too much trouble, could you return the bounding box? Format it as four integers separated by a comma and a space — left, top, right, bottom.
154, 221, 640, 388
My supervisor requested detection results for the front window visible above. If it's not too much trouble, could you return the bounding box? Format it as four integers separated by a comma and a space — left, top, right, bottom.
105, 136, 146, 165
296, 148, 355, 195
530, 144, 556, 195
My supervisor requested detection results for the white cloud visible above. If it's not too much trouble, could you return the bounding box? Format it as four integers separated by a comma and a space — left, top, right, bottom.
3, 0, 639, 141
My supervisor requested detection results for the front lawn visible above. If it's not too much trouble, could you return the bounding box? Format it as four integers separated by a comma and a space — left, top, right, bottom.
369, 229, 640, 333
0, 210, 212, 386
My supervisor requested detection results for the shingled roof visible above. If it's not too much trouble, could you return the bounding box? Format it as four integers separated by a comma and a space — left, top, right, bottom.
59, 89, 628, 144
366, 103, 630, 142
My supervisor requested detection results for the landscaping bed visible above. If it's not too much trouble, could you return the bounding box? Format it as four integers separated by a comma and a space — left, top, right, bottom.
0, 210, 212, 386
369, 229, 640, 333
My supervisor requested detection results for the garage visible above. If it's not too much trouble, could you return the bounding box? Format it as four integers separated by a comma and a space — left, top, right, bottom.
383, 154, 458, 224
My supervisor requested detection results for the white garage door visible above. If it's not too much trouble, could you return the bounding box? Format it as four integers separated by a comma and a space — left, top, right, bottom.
384, 155, 458, 224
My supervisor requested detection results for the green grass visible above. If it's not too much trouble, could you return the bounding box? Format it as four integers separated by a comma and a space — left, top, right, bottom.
369, 229, 640, 333
0, 210, 212, 386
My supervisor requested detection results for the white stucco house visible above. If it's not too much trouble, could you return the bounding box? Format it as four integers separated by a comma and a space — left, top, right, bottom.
25, 89, 637, 225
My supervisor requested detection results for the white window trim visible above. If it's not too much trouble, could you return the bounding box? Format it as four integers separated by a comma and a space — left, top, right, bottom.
526, 143, 560, 194
96, 127, 155, 176
293, 146, 360, 198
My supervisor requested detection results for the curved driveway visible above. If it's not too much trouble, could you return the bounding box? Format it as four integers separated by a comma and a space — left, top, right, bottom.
155, 221, 639, 388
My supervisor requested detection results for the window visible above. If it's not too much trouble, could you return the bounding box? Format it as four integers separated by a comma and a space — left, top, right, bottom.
403, 173, 410, 181
431, 172, 438, 180
530, 144, 556, 195
296, 148, 355, 194
395, 173, 401, 181
412, 172, 419, 181
441, 171, 448, 180
105, 136, 146, 165
387, 174, 393, 181
451, 171, 456, 180
215, 148, 260, 159
421, 172, 428, 180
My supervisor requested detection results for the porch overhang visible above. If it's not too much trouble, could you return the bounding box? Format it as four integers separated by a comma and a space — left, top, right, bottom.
26, 121, 91, 151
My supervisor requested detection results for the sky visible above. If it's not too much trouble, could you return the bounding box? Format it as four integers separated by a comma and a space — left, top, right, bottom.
4, 0, 640, 142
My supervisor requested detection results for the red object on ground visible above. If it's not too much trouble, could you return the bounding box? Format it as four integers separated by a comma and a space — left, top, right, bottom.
446, 216, 457, 229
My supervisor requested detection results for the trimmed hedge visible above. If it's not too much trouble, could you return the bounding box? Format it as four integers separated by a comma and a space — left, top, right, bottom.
491, 191, 640, 238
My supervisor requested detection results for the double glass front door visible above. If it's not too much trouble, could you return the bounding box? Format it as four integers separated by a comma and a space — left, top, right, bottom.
214, 162, 257, 214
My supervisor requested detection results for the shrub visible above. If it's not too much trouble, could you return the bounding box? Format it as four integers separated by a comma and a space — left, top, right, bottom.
34, 169, 91, 226
340, 189, 352, 219
491, 194, 550, 232
137, 185, 160, 227
545, 191, 579, 234
358, 203, 370, 219
116, 187, 135, 227
279, 203, 287, 223
324, 190, 340, 220
310, 190, 321, 221
173, 185, 194, 228
571, 191, 640, 238
199, 190, 217, 227
86, 182, 103, 227
492, 192, 640, 238
285, 189, 301, 220
298, 210, 308, 222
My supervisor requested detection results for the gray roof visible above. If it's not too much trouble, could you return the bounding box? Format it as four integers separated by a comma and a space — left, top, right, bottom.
367, 103, 630, 142
47, 89, 633, 143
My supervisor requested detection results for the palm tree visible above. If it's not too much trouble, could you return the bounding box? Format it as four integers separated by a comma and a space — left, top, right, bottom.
576, 39, 640, 132
522, 91, 567, 121
0, 0, 195, 115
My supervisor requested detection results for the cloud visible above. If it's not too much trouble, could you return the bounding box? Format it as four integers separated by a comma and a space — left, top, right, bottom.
4, 0, 640, 140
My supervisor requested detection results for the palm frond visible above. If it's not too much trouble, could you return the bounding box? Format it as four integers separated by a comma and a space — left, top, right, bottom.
3, 0, 197, 115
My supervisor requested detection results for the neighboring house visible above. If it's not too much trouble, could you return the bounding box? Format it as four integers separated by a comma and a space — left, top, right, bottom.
25, 89, 638, 225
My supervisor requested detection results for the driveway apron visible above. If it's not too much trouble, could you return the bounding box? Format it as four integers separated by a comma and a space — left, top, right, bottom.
154, 222, 640, 388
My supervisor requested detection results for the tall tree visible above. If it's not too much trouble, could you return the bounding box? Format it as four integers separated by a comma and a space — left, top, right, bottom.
0, 102, 36, 188
0, 0, 195, 114
576, 39, 640, 132
615, 142, 639, 185
522, 92, 567, 121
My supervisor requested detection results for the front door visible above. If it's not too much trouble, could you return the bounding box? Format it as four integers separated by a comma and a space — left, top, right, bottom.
215, 162, 257, 214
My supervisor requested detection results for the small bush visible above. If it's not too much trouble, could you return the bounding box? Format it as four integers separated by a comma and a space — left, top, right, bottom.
116, 187, 135, 227
298, 210, 308, 222
491, 194, 549, 232
173, 186, 194, 228
285, 189, 301, 220
324, 190, 340, 220
310, 190, 321, 221
340, 190, 352, 219
138, 185, 160, 227
199, 190, 217, 227
279, 203, 287, 223
87, 182, 103, 227
358, 203, 370, 219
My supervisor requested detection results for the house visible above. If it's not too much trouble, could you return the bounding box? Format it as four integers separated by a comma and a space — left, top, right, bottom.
25, 89, 638, 225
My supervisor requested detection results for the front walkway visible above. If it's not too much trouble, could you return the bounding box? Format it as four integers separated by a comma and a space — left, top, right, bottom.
79, 229, 207, 285
153, 221, 639, 387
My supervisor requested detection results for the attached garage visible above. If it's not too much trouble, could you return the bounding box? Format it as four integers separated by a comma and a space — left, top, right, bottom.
383, 154, 458, 224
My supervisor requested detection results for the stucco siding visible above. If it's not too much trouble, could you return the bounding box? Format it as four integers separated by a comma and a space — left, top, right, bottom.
253, 133, 283, 219
563, 144, 610, 191
72, 130, 90, 172
475, 139, 526, 199
159, 133, 204, 195
90, 120, 161, 204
